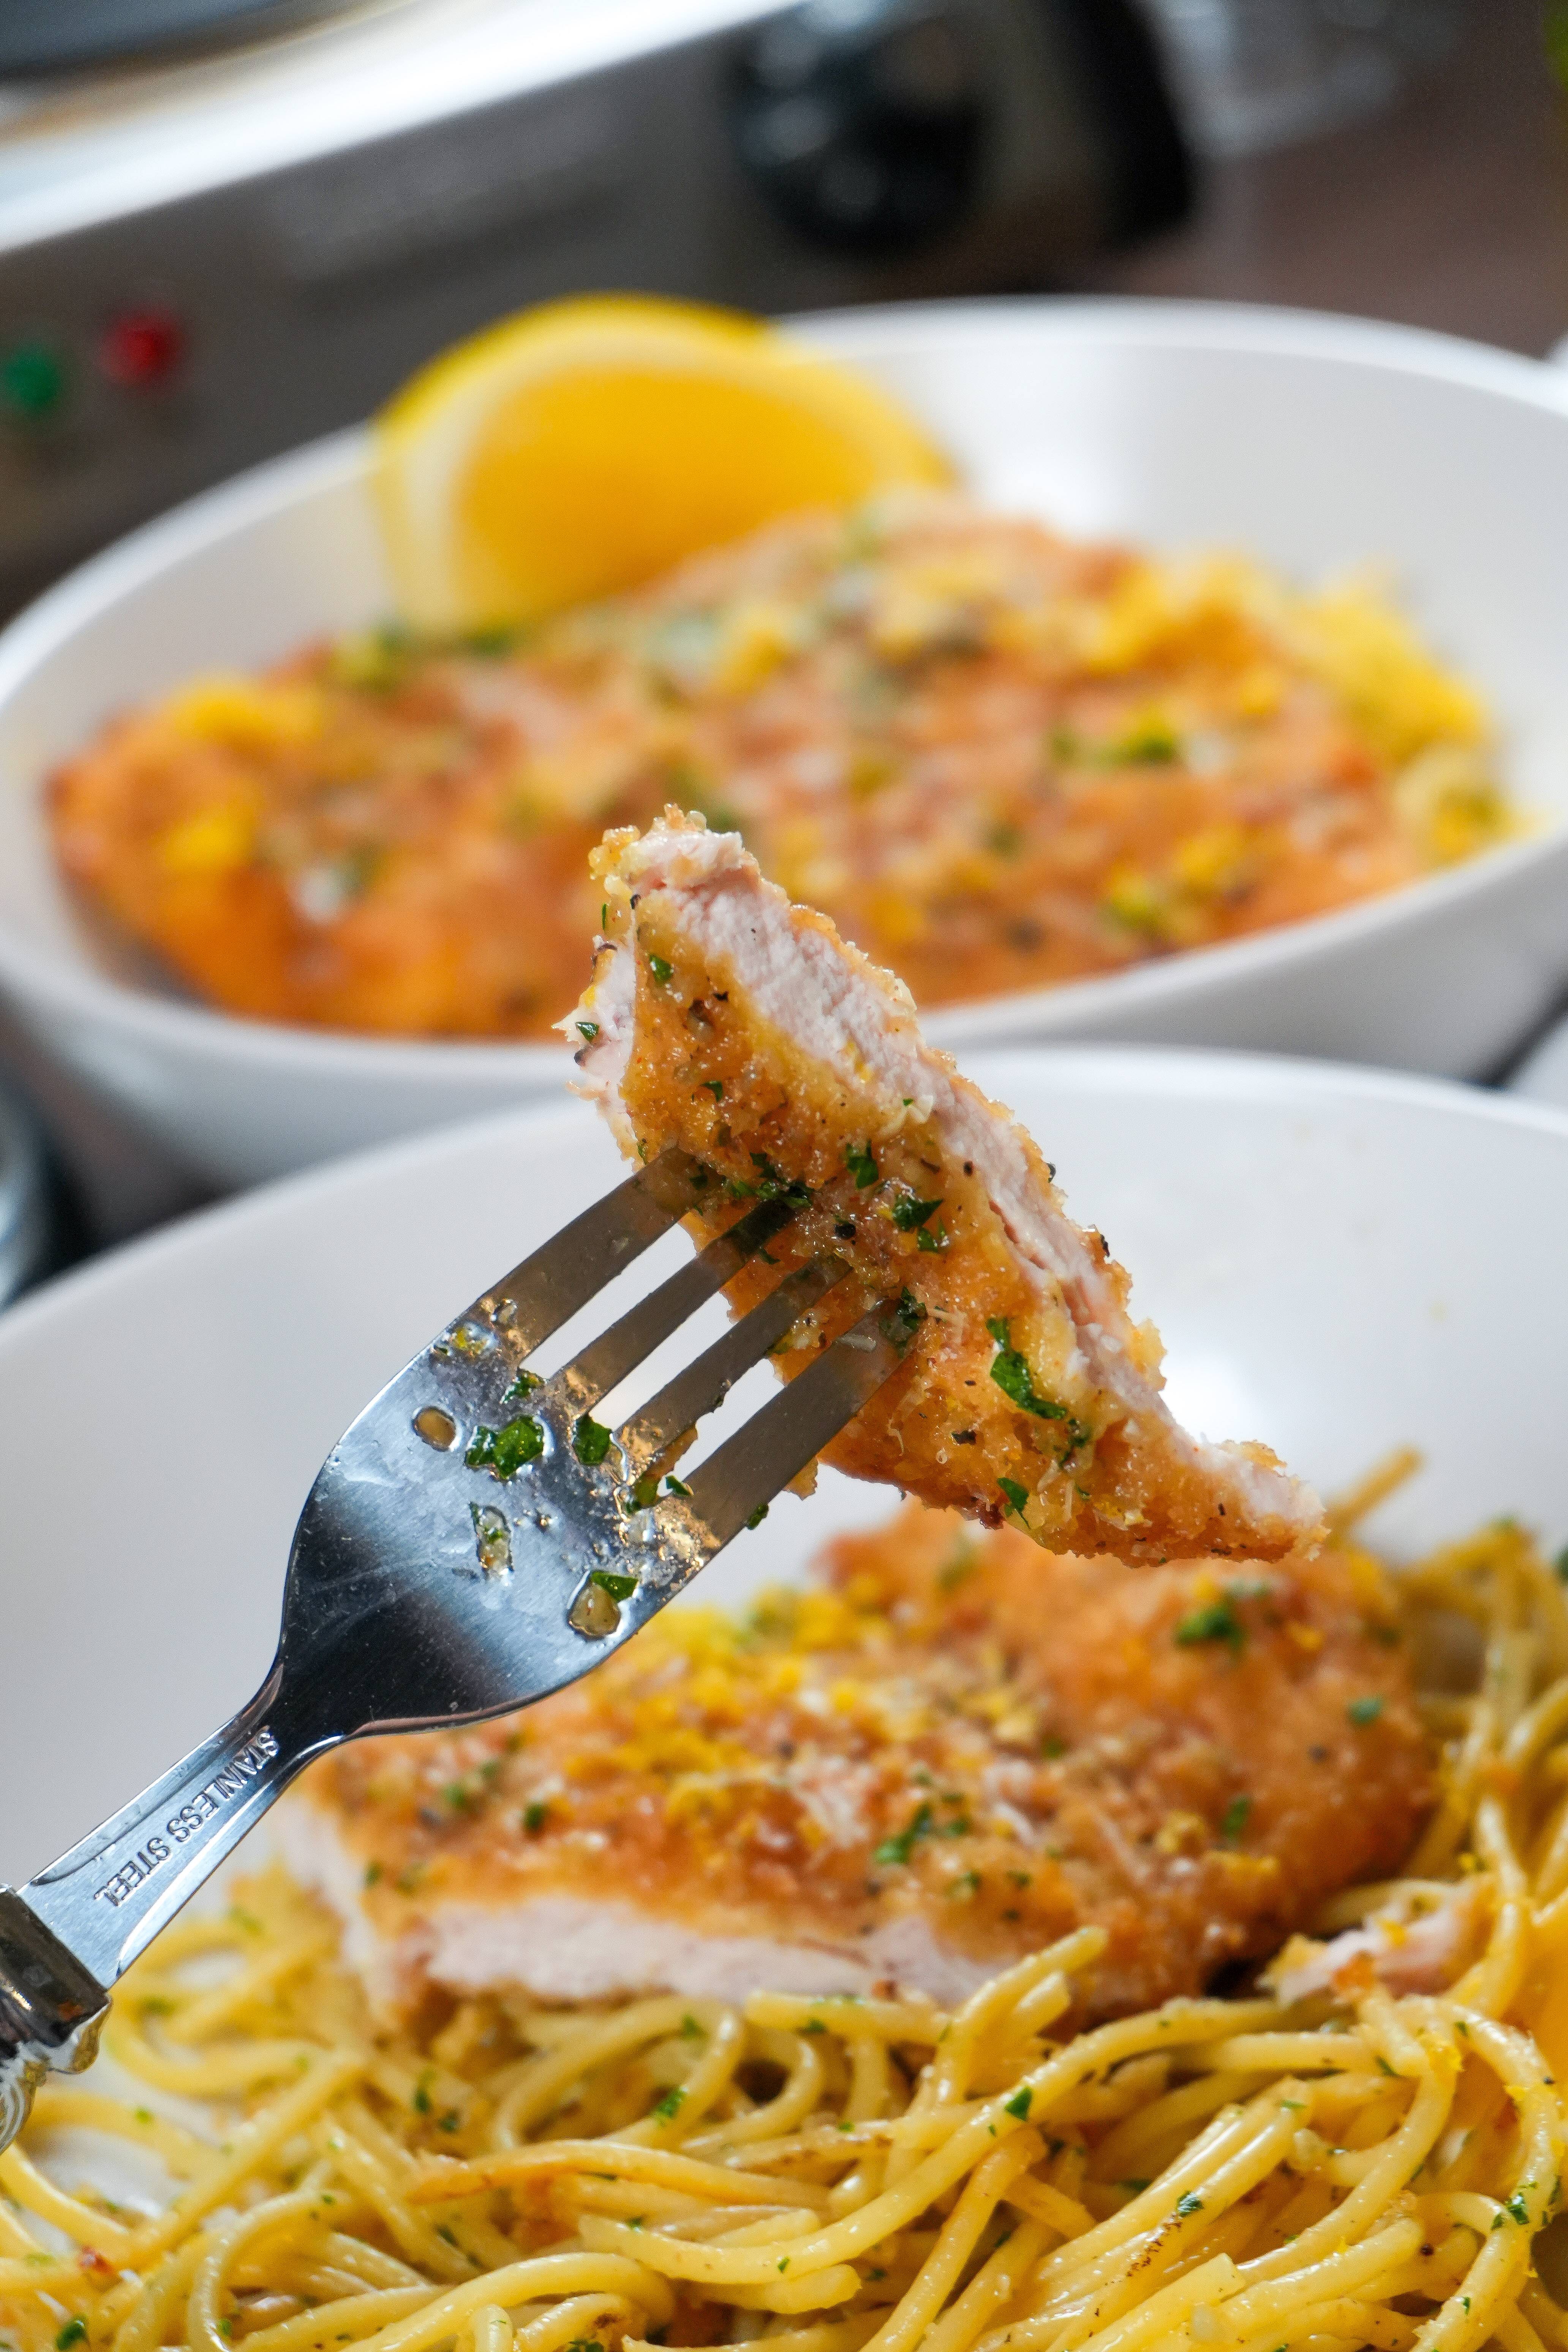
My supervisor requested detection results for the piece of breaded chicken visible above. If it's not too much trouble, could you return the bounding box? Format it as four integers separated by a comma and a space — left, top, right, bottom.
277, 1504, 1430, 2020
566, 811, 1319, 1565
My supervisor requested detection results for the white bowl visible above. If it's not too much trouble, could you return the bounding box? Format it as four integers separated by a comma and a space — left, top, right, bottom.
3, 1043, 1568, 1890
1508, 1008, 1568, 1112
2, 299, 1567, 1189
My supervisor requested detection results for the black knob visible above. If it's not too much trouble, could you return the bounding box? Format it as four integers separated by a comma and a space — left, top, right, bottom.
731, 0, 986, 256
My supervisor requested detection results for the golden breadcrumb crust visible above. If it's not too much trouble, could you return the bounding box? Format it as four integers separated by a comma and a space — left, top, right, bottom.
304, 1505, 1430, 2020
46, 500, 1503, 1039
583, 820, 1308, 1563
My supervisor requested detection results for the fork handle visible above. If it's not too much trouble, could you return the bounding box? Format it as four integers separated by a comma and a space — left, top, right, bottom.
0, 1892, 109, 2148
0, 1665, 339, 2153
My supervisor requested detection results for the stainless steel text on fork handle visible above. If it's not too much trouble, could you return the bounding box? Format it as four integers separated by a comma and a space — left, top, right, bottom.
0, 1148, 914, 2150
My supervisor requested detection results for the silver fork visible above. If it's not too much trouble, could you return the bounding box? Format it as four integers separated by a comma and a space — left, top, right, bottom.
0, 1147, 914, 2151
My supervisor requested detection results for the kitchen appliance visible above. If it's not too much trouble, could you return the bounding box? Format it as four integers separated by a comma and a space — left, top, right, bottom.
0, 0, 1190, 614
1143, 0, 1467, 156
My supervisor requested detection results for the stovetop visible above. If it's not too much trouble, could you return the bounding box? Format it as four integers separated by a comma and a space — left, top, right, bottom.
0, 0, 360, 77
0, 0, 732, 250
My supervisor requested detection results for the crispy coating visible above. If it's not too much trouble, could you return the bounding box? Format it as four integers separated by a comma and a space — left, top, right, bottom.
297, 1504, 1431, 2019
46, 498, 1504, 1038
572, 816, 1318, 1563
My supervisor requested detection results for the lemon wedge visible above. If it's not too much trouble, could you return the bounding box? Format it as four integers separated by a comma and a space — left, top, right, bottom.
373, 294, 953, 632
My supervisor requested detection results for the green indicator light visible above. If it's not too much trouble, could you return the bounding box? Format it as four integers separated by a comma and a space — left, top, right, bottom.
1, 341, 66, 420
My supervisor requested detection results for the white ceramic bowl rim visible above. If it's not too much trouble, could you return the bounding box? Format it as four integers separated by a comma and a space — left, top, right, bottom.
0, 294, 1564, 1081
2, 1035, 1565, 1338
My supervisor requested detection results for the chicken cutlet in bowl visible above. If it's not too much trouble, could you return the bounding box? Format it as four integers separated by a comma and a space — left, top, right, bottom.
46, 493, 1508, 1043
276, 1502, 1430, 2022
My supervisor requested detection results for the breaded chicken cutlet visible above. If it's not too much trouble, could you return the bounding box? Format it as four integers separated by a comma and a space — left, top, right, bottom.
567, 812, 1320, 1565
277, 1503, 1430, 2020
45, 496, 1505, 1042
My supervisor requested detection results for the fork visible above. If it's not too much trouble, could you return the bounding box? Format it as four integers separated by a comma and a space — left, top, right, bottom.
0, 1147, 914, 2151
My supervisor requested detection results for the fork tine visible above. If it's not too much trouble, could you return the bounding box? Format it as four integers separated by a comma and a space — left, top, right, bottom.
661, 1295, 910, 1551
468, 1147, 703, 1355
553, 1196, 801, 1413
617, 1253, 849, 1476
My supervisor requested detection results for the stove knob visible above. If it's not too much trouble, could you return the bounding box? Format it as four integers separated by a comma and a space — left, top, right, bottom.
731, 0, 985, 254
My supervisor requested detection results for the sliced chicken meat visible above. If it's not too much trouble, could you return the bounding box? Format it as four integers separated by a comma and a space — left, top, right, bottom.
566, 811, 1320, 1564
277, 1504, 1429, 2019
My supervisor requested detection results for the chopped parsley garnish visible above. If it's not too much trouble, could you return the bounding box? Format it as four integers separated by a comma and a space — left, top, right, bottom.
1114, 719, 1181, 764
892, 1193, 942, 1231
948, 1871, 981, 1900
703, 1080, 724, 1100
1174, 2192, 1204, 2218
465, 1415, 544, 1479
650, 2086, 687, 2123
874, 1803, 934, 1867
749, 1152, 809, 1205
460, 623, 524, 656
56, 2322, 87, 2349
589, 1569, 637, 1602
1220, 1794, 1252, 1843
745, 1502, 769, 1530
680, 2014, 704, 2040
1556, 1544, 1568, 1583
986, 1318, 1071, 1421
648, 954, 674, 986
523, 1802, 548, 1834
1003, 2086, 1032, 2120
413, 2074, 433, 2115
917, 1223, 949, 1253
1347, 1694, 1385, 1726
1174, 1598, 1245, 1654
576, 1020, 599, 1042
501, 1367, 543, 1403
846, 1141, 879, 1188
998, 1476, 1029, 1519
937, 1543, 976, 1591
886, 1287, 928, 1342
574, 1416, 613, 1466
664, 1475, 692, 1497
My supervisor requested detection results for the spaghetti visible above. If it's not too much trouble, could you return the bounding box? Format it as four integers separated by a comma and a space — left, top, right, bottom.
6, 1513, 1568, 2352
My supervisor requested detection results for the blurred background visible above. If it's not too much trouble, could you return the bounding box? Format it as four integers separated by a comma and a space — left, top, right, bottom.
0, 0, 1563, 1289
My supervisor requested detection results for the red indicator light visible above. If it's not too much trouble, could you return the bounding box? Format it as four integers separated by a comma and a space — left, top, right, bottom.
98, 307, 185, 389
